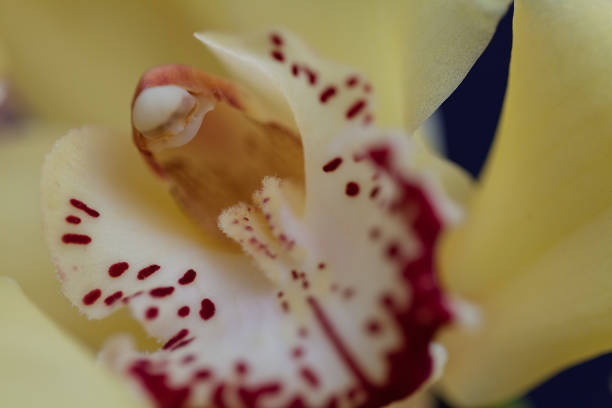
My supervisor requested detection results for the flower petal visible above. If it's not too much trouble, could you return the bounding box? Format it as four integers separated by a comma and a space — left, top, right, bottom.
1, 0, 509, 127
439, 1, 612, 404
42, 30, 459, 407
0, 122, 155, 351
0, 276, 144, 407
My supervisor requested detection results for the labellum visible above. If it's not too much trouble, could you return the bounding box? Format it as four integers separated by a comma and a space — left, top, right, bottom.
41, 29, 461, 408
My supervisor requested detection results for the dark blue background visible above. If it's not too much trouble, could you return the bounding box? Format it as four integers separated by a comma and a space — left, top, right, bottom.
436, 5, 612, 408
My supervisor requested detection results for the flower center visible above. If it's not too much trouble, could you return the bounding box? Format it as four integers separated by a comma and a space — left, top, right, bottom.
131, 64, 304, 245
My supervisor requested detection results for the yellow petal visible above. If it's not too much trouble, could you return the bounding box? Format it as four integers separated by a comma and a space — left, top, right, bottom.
439, 0, 612, 404
0, 0, 509, 127
0, 276, 145, 407
0, 122, 156, 351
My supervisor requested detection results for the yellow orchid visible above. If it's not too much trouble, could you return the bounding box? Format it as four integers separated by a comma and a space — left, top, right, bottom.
1, 0, 611, 407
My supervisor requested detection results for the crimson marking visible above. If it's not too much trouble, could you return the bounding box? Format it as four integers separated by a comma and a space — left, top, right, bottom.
62, 233, 91, 244
171, 338, 194, 351
291, 64, 299, 76
163, 329, 189, 350
178, 269, 197, 285
323, 157, 343, 172
345, 182, 360, 197
319, 86, 337, 103
270, 33, 283, 46
82, 289, 101, 305
145, 307, 158, 320
138, 264, 160, 280
271, 50, 285, 62
178, 306, 190, 317
108, 262, 129, 278
65, 215, 81, 224
104, 291, 123, 306
345, 76, 359, 87
150, 287, 174, 298
199, 298, 216, 320
70, 198, 99, 217
346, 99, 367, 119
300, 367, 320, 388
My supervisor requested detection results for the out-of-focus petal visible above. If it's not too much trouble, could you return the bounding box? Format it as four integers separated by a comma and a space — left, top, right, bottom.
0, 276, 145, 407
0, 0, 509, 128
0, 122, 156, 351
439, 0, 612, 404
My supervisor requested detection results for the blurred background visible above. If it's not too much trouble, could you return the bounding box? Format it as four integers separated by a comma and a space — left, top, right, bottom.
438, 6, 612, 408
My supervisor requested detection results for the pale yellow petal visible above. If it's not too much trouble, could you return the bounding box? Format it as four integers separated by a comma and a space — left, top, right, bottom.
439, 0, 612, 404
0, 122, 156, 351
0, 276, 145, 407
402, 0, 512, 131
0, 0, 508, 128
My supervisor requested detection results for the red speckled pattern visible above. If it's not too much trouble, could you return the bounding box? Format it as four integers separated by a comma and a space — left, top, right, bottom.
42, 29, 458, 408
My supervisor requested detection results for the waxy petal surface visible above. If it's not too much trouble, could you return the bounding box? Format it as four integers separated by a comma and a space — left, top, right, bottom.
440, 0, 612, 405
0, 0, 509, 128
0, 277, 144, 408
42, 30, 458, 408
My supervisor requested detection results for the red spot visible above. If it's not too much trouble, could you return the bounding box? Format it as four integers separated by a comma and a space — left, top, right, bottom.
346, 99, 367, 119
322, 157, 343, 172
303, 67, 318, 85
292, 347, 304, 359
345, 75, 359, 87
82, 289, 101, 305
108, 262, 129, 278
281, 301, 290, 312
145, 307, 158, 320
199, 298, 216, 320
370, 186, 380, 199
178, 269, 196, 285
65, 215, 81, 224
319, 86, 337, 103
343, 288, 355, 299
291, 269, 299, 280
277, 291, 284, 298
194, 369, 212, 380
318, 262, 326, 270
291, 64, 299, 76
178, 306, 190, 317
163, 329, 189, 350
369, 227, 381, 240
364, 83, 372, 93
302, 281, 310, 289
386, 243, 400, 258
270, 33, 283, 46
300, 367, 320, 388
182, 354, 196, 365
171, 338, 194, 351
366, 319, 382, 335
62, 233, 91, 244
271, 50, 285, 62
363, 113, 374, 125
345, 182, 360, 197
150, 286, 174, 297
104, 291, 123, 306
235, 361, 249, 376
137, 264, 160, 280
298, 328, 308, 338
69, 198, 100, 217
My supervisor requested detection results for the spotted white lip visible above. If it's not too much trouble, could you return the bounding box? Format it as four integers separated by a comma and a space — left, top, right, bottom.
41, 29, 461, 408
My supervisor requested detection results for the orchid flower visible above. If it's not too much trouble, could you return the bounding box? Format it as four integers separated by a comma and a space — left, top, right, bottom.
2, 1, 612, 407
